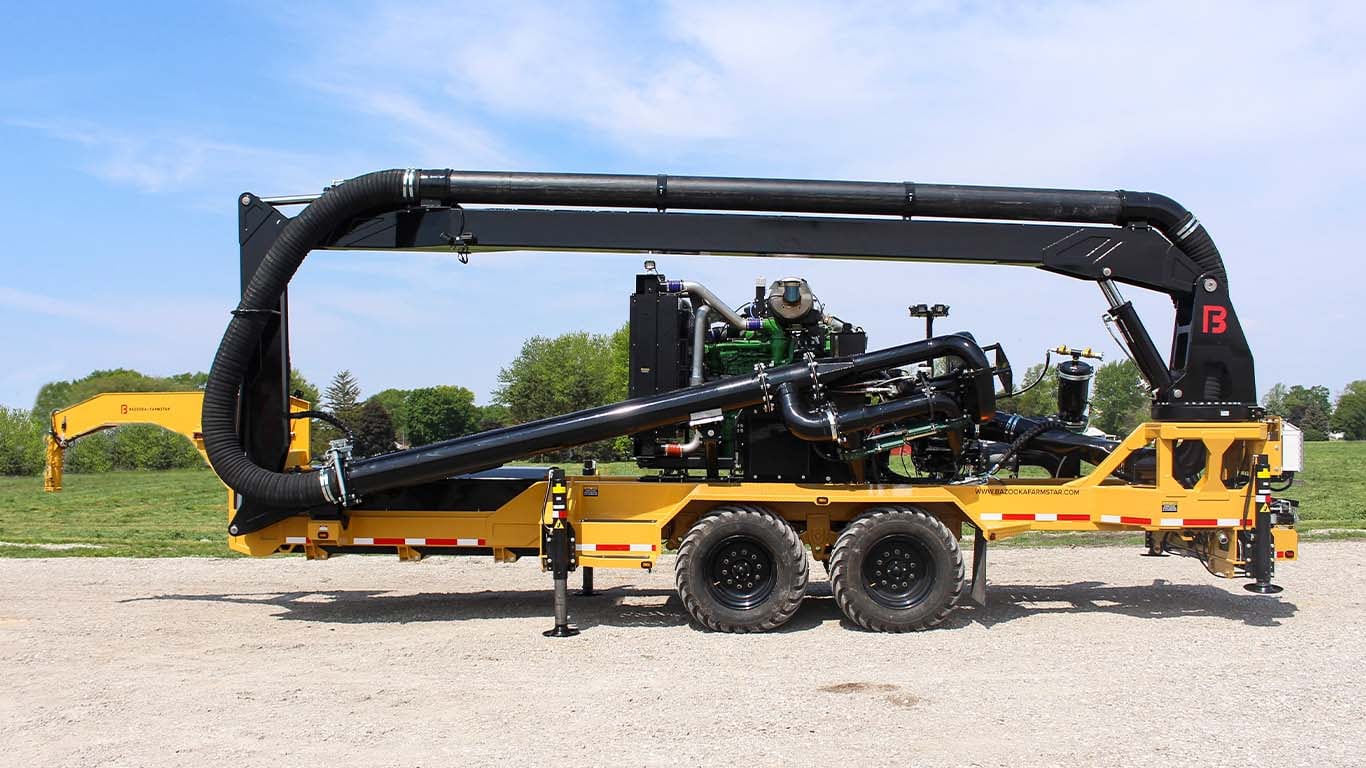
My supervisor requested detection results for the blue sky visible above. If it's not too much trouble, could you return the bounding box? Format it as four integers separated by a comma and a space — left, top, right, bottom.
2, 1, 1363, 409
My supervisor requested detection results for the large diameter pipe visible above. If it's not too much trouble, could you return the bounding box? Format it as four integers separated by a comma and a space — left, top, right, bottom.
440, 172, 1222, 283
671, 281, 755, 330
342, 334, 990, 497
690, 304, 711, 387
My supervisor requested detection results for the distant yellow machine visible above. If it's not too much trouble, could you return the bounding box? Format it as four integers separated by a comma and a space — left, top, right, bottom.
44, 391, 311, 492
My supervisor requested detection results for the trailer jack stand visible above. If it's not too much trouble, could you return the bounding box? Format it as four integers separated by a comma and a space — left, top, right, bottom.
581, 566, 596, 596
544, 573, 581, 637
1244, 456, 1284, 595
542, 467, 581, 637
969, 527, 988, 607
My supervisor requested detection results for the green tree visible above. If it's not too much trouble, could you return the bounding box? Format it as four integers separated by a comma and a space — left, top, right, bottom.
1331, 380, 1366, 440
0, 407, 46, 476
998, 363, 1057, 418
475, 403, 511, 432
323, 370, 362, 417
353, 400, 397, 457
405, 386, 478, 445
368, 388, 412, 444
1280, 384, 1333, 440
495, 330, 629, 459
109, 425, 201, 470
1090, 359, 1148, 436
1262, 382, 1288, 416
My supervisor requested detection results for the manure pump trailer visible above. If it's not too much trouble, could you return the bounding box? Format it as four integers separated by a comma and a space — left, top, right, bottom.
210, 169, 1301, 635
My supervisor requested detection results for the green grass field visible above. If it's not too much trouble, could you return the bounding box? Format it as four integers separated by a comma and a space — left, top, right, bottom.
1, 446, 1361, 557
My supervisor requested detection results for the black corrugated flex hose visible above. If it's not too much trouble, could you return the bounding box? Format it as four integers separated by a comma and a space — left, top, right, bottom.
202, 169, 441, 508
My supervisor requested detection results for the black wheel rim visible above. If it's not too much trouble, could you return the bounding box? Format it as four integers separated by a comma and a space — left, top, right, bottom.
862, 534, 934, 609
706, 535, 777, 610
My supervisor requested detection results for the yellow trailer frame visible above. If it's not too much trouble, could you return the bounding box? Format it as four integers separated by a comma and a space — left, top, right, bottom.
239, 418, 1297, 583
41, 391, 1296, 628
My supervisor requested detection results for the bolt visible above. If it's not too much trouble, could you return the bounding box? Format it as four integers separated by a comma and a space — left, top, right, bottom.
240, 195, 251, 206
229, 525, 239, 535
1102, 267, 1113, 277
1203, 277, 1218, 293
1174, 389, 1184, 398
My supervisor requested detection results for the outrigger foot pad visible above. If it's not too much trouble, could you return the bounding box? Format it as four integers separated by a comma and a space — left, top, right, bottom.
543, 625, 581, 637
1244, 583, 1284, 594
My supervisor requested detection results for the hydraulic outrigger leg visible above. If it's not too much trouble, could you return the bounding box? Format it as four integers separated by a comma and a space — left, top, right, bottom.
1245, 455, 1284, 595
542, 468, 581, 636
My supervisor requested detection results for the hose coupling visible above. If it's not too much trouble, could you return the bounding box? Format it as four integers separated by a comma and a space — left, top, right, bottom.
320, 438, 359, 507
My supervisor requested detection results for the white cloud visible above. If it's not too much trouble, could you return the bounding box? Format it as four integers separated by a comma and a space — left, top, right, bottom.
273, 0, 1366, 395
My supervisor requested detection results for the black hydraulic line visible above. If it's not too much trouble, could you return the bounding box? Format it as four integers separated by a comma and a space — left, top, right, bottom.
289, 410, 353, 440
979, 412, 1118, 470
776, 382, 964, 442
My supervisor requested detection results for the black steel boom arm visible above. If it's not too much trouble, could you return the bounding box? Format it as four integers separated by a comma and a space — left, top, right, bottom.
307, 170, 1253, 417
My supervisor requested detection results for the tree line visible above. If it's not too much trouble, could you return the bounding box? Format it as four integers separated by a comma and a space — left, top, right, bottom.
0, 327, 629, 476
2, 332, 1362, 476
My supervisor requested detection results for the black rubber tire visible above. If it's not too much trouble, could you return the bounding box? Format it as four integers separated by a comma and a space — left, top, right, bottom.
829, 506, 963, 632
675, 504, 808, 633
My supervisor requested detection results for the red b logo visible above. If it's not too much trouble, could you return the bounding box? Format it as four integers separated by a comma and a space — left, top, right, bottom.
1202, 305, 1227, 334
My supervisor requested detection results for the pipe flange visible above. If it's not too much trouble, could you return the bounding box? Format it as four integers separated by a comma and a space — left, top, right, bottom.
754, 363, 774, 412
402, 169, 418, 202
321, 439, 359, 507
805, 352, 824, 398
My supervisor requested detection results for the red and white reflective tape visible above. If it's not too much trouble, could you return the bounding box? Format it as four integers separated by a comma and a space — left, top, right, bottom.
350, 537, 486, 547
1098, 515, 1154, 525
1256, 494, 1273, 504
1157, 517, 1242, 528
576, 543, 657, 553
978, 514, 1244, 528
979, 513, 1091, 522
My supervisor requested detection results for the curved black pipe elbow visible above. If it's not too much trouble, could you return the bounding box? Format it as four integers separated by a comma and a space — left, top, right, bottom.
204, 169, 455, 510
777, 383, 837, 441
1117, 190, 1225, 284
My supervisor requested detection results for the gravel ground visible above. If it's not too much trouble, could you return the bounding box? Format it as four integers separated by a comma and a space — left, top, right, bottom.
1, 542, 1363, 767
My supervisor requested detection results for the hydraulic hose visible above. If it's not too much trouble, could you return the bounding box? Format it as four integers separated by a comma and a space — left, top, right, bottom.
203, 169, 453, 508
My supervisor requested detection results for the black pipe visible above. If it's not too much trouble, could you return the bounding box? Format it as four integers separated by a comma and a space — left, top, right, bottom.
980, 412, 1118, 469
204, 170, 452, 508
440, 172, 1223, 282
776, 384, 838, 441
776, 383, 963, 442
839, 393, 963, 433
346, 334, 990, 497
206, 167, 1209, 508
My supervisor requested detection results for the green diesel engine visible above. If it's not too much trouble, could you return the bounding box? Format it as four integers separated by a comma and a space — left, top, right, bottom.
629, 271, 870, 480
